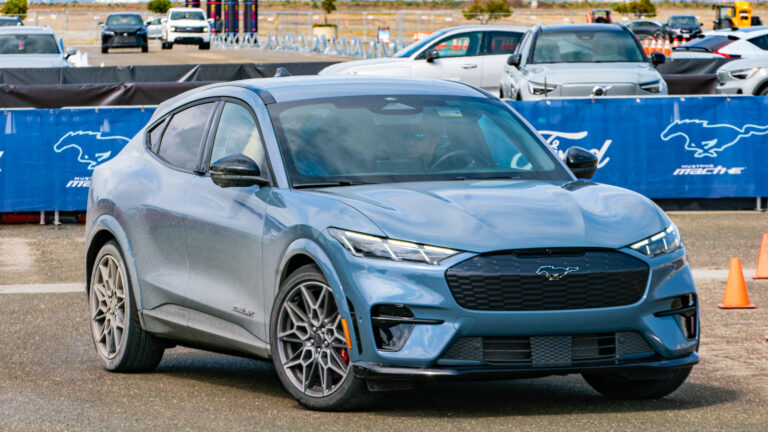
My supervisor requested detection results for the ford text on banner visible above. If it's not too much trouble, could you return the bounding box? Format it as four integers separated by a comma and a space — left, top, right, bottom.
508, 97, 768, 199
0, 107, 154, 212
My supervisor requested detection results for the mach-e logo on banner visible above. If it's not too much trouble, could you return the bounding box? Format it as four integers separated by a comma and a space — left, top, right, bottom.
660, 119, 768, 158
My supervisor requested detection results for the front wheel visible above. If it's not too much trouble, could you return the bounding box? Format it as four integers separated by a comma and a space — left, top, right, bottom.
88, 241, 164, 372
199, 42, 211, 50
270, 264, 370, 411
101, 46, 108, 54
583, 366, 692, 399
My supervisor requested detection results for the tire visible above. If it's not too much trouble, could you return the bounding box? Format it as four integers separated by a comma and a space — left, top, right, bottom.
583, 366, 692, 400
101, 46, 108, 54
757, 85, 768, 96
653, 30, 665, 39
199, 42, 210, 50
269, 264, 371, 411
161, 41, 172, 50
141, 40, 148, 53
88, 240, 164, 372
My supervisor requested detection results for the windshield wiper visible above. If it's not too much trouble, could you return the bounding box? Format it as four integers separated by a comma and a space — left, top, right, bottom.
292, 180, 370, 189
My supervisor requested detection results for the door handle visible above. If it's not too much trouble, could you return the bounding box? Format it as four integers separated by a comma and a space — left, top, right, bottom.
461, 64, 478, 69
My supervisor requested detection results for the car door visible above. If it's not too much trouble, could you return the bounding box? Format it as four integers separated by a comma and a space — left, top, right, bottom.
410, 31, 484, 87
183, 98, 272, 347
132, 100, 217, 311
481, 30, 523, 91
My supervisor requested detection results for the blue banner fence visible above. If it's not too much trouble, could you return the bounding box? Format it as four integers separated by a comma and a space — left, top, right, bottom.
0, 97, 766, 213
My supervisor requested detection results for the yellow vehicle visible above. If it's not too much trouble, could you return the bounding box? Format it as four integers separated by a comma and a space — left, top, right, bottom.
713, 2, 762, 30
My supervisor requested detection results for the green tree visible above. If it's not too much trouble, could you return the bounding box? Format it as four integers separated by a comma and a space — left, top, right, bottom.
321, 0, 336, 25
463, 0, 512, 25
613, 0, 656, 19
147, 0, 172, 15
1, 0, 28, 21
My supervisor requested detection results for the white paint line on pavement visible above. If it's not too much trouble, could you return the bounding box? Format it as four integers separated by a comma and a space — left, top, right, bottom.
0, 269, 761, 295
0, 283, 84, 294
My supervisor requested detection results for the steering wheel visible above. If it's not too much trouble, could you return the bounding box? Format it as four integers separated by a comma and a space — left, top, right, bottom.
429, 149, 492, 172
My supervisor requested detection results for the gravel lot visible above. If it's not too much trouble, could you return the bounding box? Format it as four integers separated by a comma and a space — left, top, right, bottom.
1, 212, 767, 430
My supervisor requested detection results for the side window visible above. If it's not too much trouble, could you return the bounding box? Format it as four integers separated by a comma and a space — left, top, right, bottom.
517, 31, 531, 55
487, 31, 522, 55
147, 117, 167, 152
749, 35, 768, 50
209, 102, 267, 170
428, 32, 482, 58
157, 102, 216, 171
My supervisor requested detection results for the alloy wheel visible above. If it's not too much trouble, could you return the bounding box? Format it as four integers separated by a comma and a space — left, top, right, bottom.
276, 281, 351, 397
90, 254, 126, 360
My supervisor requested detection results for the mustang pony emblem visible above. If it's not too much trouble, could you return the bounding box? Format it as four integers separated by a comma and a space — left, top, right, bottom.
536, 266, 580, 281
53, 131, 130, 170
660, 119, 768, 158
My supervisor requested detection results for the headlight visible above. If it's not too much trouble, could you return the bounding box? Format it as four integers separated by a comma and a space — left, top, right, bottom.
630, 224, 682, 257
528, 81, 556, 95
103, 31, 115, 36
729, 68, 758, 80
203, 27, 209, 33
640, 80, 663, 93
170, 26, 178, 32
329, 228, 460, 265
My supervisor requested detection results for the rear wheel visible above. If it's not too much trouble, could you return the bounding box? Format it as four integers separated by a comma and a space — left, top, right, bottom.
88, 241, 164, 372
101, 46, 108, 54
141, 40, 148, 53
199, 42, 211, 50
270, 264, 370, 411
583, 366, 692, 399
757, 86, 768, 96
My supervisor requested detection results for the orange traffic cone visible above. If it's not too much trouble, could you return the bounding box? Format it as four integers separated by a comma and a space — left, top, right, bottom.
643, 37, 650, 55
663, 38, 671, 56
719, 258, 756, 309
753, 233, 768, 279
672, 37, 680, 49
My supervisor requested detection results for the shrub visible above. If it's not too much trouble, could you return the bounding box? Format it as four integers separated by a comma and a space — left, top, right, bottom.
1, 0, 27, 21
463, 0, 512, 25
147, 0, 172, 15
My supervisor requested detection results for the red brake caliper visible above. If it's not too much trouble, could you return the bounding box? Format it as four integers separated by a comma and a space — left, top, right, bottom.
339, 348, 349, 363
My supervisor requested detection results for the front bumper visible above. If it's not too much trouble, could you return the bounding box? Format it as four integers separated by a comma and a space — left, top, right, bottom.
354, 352, 699, 380
167, 31, 210, 44
103, 34, 147, 48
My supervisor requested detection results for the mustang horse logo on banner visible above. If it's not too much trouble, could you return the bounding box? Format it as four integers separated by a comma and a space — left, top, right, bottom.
660, 119, 768, 158
53, 131, 130, 170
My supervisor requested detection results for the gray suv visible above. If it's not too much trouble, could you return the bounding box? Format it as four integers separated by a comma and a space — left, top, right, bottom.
500, 24, 668, 100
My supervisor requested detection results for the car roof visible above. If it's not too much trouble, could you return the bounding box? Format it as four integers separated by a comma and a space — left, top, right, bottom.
669, 14, 697, 18
169, 7, 204, 12
541, 24, 626, 32
0, 26, 54, 35
0, 17, 21, 21
708, 26, 768, 37
107, 12, 142, 17
435, 24, 528, 33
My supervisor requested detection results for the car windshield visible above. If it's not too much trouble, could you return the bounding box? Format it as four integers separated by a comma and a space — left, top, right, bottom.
393, 28, 451, 58
268, 95, 571, 187
532, 29, 645, 63
106, 15, 143, 26
0, 19, 21, 27
669, 16, 698, 27
0, 34, 59, 54
170, 11, 205, 21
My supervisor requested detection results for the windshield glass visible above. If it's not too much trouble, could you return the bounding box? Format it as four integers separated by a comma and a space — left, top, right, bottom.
106, 14, 143, 26
0, 34, 59, 54
393, 29, 451, 58
532, 29, 644, 63
268, 95, 571, 186
669, 16, 698, 27
170, 11, 205, 21
0, 18, 21, 27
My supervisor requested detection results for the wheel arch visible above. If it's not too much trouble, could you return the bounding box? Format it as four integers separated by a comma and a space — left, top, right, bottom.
753, 79, 768, 96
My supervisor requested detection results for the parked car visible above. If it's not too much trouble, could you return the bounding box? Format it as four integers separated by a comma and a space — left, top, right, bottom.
0, 26, 75, 67
715, 55, 768, 94
501, 24, 667, 100
319, 25, 526, 93
674, 26, 768, 59
161, 7, 211, 50
0, 16, 23, 27
101, 13, 148, 54
145, 17, 162, 40
85, 75, 699, 411
626, 19, 664, 39
661, 15, 703, 41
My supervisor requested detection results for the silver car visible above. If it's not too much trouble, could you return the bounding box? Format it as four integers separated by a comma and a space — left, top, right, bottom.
0, 26, 75, 68
500, 24, 668, 100
145, 17, 162, 40
319, 25, 526, 93
716, 55, 768, 95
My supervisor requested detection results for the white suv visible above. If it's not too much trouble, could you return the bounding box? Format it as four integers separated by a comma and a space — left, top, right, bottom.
161, 8, 211, 50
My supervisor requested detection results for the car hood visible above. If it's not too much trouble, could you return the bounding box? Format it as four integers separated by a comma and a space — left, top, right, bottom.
319, 57, 411, 75
311, 180, 668, 253
0, 54, 69, 68
523, 63, 661, 85
104, 25, 144, 33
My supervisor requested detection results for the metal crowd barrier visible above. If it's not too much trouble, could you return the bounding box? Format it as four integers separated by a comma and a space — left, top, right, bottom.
210, 32, 409, 58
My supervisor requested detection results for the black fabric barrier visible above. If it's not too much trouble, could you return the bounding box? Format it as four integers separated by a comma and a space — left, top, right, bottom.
0, 62, 337, 85
662, 74, 719, 95
656, 57, 731, 75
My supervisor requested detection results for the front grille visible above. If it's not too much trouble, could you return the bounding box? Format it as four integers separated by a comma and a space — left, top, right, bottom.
177, 26, 205, 33
440, 332, 654, 368
560, 83, 638, 97
445, 249, 649, 311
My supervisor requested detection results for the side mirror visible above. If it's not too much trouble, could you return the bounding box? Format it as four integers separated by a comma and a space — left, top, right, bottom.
64, 47, 77, 58
207, 18, 214, 25
651, 52, 666, 65
98, 22, 104, 27
425, 49, 440, 63
564, 146, 598, 179
161, 17, 168, 23
507, 53, 521, 67
209, 154, 269, 188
